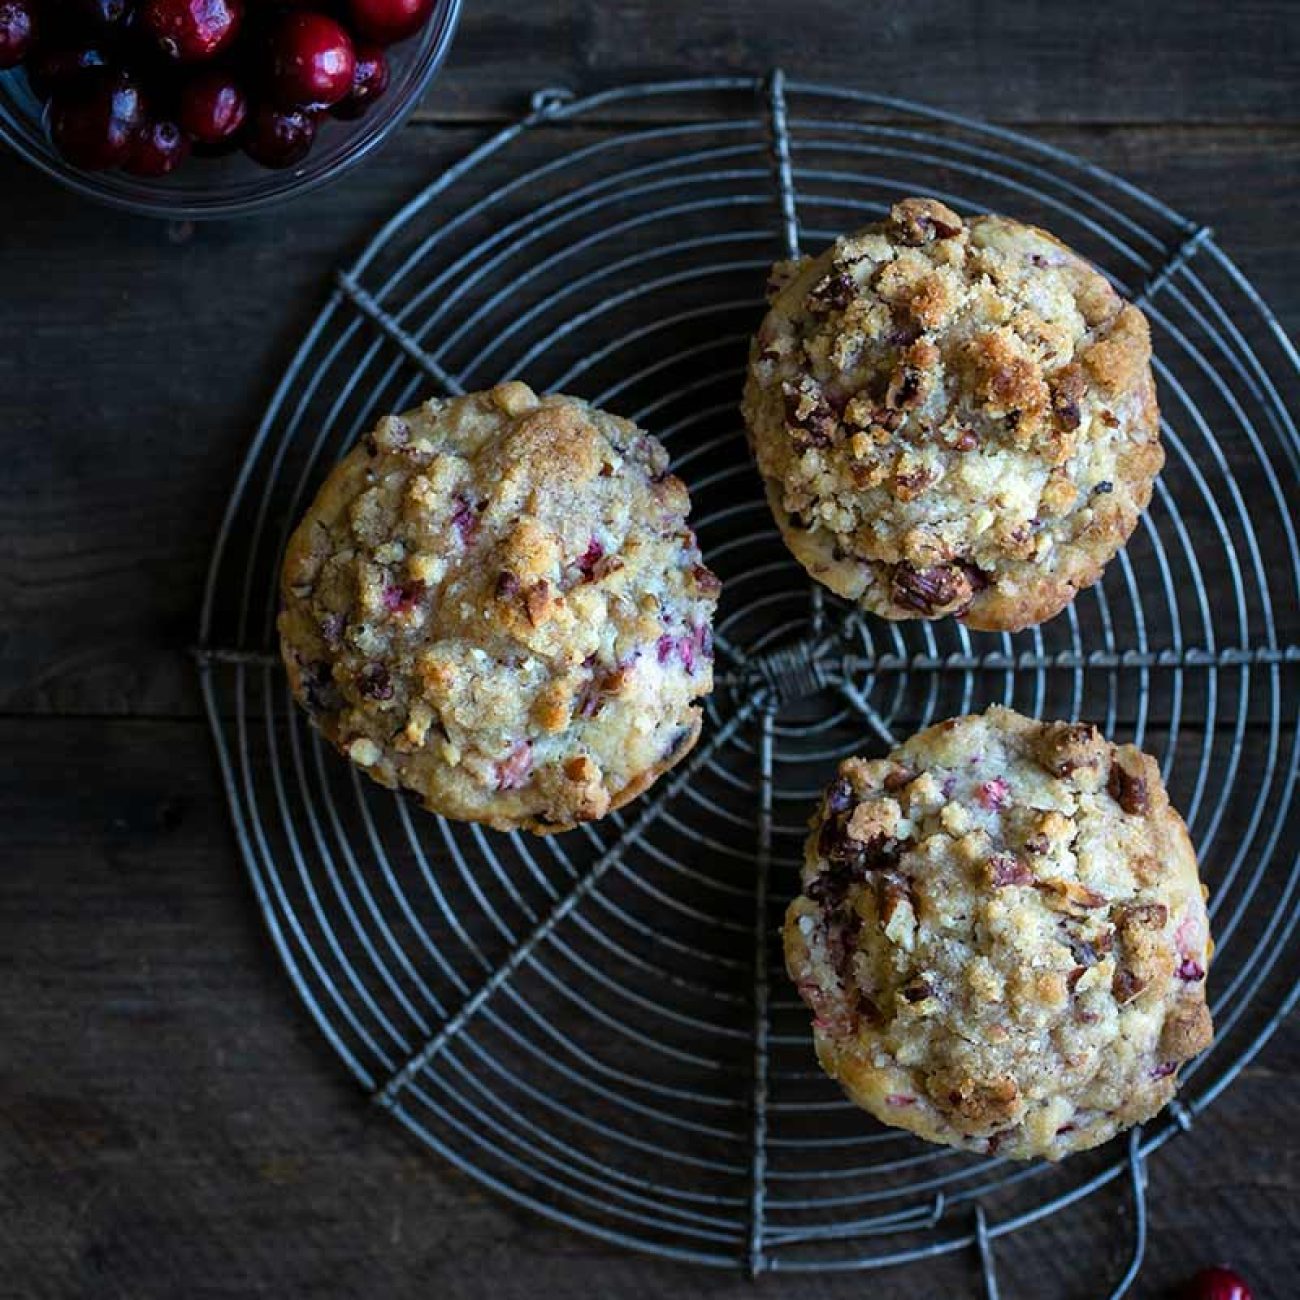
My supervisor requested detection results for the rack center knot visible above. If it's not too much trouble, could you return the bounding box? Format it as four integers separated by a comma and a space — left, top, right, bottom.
745, 638, 835, 706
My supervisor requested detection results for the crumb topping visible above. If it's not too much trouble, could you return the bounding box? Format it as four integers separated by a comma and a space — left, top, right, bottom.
743, 200, 1163, 631
279, 382, 719, 833
784, 706, 1212, 1160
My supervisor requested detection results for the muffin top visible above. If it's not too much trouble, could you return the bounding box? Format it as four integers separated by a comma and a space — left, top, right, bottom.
743, 199, 1163, 631
278, 382, 720, 833
784, 706, 1212, 1160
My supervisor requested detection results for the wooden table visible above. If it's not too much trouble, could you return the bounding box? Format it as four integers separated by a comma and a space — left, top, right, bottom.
3, 3, 1298, 1296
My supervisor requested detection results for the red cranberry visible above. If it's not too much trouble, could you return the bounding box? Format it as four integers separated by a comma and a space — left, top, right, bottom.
178, 69, 247, 142
329, 41, 388, 119
241, 103, 315, 168
139, 0, 242, 62
123, 117, 190, 174
25, 44, 111, 98
1181, 1266, 1253, 1300
0, 0, 34, 68
50, 71, 145, 170
345, 0, 435, 45
267, 10, 355, 107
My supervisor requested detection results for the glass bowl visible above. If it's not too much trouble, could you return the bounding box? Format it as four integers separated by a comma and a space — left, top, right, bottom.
0, 0, 462, 220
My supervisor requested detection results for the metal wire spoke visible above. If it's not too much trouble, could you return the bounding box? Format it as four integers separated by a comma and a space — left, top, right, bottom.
197, 70, 1300, 1286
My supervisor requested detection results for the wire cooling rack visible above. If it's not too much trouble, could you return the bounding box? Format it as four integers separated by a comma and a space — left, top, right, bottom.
197, 73, 1300, 1294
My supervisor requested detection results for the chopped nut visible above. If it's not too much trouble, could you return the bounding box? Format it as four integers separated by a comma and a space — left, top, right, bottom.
1108, 759, 1150, 814
890, 561, 974, 615
1038, 878, 1107, 915
1112, 967, 1148, 1004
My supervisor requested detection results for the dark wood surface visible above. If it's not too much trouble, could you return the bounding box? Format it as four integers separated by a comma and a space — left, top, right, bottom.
3, 3, 1299, 1296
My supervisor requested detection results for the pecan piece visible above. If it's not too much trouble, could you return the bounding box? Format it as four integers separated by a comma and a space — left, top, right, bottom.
524, 578, 553, 626
1112, 967, 1148, 1004
1050, 362, 1087, 432
782, 379, 839, 451
890, 562, 975, 615
1116, 902, 1168, 931
1108, 760, 1150, 815
1035, 720, 1106, 779
1038, 878, 1107, 916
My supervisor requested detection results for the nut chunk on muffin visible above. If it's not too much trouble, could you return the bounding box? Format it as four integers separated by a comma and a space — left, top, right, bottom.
278, 382, 720, 834
784, 706, 1212, 1160
743, 198, 1163, 631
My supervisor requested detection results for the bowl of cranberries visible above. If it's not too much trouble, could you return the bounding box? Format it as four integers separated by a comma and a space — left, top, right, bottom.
0, 0, 461, 217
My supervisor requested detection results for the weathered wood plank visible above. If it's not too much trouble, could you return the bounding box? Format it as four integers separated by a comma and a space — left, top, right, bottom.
2, 124, 1298, 720
414, 0, 1300, 126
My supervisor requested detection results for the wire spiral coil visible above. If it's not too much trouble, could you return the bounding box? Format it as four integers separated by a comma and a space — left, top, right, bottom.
198, 73, 1300, 1291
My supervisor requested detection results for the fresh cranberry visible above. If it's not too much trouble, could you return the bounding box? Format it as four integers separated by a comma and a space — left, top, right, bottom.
241, 102, 315, 168
1181, 1266, 1253, 1300
139, 0, 242, 62
50, 71, 145, 169
329, 41, 388, 119
177, 69, 246, 142
0, 0, 34, 68
345, 0, 435, 45
266, 10, 355, 107
123, 117, 189, 174
25, 44, 111, 98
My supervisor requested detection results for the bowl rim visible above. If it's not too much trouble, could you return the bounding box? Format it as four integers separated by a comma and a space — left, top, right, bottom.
0, 0, 463, 221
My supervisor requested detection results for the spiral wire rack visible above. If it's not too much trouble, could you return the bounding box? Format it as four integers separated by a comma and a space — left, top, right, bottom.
197, 73, 1300, 1294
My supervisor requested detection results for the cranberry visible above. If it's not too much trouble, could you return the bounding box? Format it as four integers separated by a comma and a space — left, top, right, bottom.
495, 742, 533, 791
266, 10, 355, 107
0, 0, 34, 68
50, 71, 146, 170
1181, 1266, 1253, 1300
450, 495, 479, 543
124, 117, 189, 174
329, 41, 388, 119
575, 537, 604, 580
25, 44, 111, 98
346, 0, 435, 45
177, 70, 247, 142
241, 102, 315, 168
139, 0, 242, 62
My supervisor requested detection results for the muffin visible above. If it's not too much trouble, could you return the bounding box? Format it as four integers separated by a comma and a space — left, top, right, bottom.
742, 198, 1162, 631
783, 707, 1213, 1160
278, 382, 720, 834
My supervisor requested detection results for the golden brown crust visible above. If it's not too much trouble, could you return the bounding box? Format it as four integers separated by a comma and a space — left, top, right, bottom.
278, 383, 718, 834
743, 201, 1163, 632
783, 707, 1213, 1160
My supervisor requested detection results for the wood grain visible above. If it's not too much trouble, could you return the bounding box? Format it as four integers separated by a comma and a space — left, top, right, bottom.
414, 0, 1300, 125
